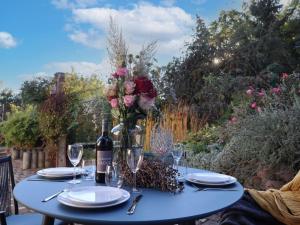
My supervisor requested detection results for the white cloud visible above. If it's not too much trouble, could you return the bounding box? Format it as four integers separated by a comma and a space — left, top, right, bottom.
0, 32, 17, 48
51, 0, 101, 9
68, 29, 104, 49
161, 0, 176, 7
44, 58, 112, 80
18, 72, 49, 81
69, 2, 194, 58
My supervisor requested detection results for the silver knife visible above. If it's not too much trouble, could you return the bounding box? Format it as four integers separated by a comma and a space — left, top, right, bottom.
42, 190, 65, 202
127, 194, 143, 215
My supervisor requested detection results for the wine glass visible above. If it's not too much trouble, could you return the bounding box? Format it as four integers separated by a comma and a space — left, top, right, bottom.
81, 159, 95, 181
171, 143, 183, 171
67, 144, 83, 184
127, 147, 143, 193
105, 165, 123, 188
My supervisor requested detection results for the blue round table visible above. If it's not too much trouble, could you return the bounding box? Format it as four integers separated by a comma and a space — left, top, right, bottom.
13, 168, 244, 225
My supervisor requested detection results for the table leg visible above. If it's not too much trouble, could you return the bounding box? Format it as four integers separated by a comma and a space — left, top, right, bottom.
42, 215, 55, 225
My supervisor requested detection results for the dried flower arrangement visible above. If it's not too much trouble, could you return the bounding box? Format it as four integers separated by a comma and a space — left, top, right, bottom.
120, 158, 184, 193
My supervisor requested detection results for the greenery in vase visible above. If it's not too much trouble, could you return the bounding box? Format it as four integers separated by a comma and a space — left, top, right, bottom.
105, 19, 158, 128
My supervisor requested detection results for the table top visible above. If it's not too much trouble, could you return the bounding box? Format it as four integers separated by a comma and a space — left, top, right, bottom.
13, 167, 244, 225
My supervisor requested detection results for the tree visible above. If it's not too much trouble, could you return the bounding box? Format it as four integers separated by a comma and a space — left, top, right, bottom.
163, 17, 214, 103
20, 76, 52, 105
0, 88, 17, 121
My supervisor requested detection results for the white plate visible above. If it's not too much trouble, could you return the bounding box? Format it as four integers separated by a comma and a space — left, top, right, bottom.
57, 188, 130, 208
66, 186, 123, 205
185, 172, 237, 186
37, 167, 84, 178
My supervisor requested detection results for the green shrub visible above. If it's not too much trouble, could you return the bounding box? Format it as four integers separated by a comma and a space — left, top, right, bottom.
212, 107, 300, 183
0, 105, 41, 148
184, 124, 220, 154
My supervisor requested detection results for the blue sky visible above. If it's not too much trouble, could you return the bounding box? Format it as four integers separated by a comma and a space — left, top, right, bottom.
0, 0, 243, 92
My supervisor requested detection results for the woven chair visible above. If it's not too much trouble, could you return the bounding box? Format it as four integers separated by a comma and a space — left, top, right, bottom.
0, 155, 68, 225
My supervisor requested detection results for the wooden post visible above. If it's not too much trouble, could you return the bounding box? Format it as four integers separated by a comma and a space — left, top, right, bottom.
57, 134, 67, 167
31, 149, 38, 169
52, 73, 67, 167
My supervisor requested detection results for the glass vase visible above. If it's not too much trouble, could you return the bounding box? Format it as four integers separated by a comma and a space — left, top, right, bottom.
111, 122, 145, 164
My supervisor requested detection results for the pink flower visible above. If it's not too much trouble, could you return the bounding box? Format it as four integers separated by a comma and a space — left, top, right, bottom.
111, 67, 128, 78
281, 73, 288, 79
271, 87, 281, 95
250, 102, 257, 109
257, 107, 262, 113
123, 95, 136, 107
258, 89, 265, 97
229, 116, 238, 124
116, 67, 128, 77
246, 89, 254, 96
138, 95, 155, 111
110, 98, 118, 108
124, 81, 136, 95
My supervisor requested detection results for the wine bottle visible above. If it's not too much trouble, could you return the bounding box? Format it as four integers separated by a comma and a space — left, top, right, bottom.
95, 118, 113, 183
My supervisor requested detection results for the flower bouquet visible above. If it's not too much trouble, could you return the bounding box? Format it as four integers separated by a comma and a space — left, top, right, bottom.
105, 61, 158, 161
106, 66, 157, 127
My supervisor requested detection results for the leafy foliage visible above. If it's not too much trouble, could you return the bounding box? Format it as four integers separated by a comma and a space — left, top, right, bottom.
0, 105, 40, 148
162, 0, 300, 122
20, 76, 52, 105
38, 73, 106, 144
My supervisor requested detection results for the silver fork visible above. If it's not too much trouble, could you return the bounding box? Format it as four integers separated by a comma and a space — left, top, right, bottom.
196, 188, 238, 191
191, 184, 237, 192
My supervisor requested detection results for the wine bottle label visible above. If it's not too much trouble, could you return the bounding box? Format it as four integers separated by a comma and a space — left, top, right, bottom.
97, 151, 112, 173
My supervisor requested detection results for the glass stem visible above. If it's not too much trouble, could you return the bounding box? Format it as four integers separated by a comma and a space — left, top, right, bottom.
133, 172, 137, 192
73, 166, 76, 182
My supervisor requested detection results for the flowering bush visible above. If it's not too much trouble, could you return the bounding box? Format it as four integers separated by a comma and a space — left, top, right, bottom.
225, 72, 300, 125
209, 72, 300, 188
106, 66, 157, 127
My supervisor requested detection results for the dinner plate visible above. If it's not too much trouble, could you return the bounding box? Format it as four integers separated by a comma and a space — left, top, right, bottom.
185, 172, 237, 186
57, 188, 130, 208
66, 186, 123, 205
37, 167, 84, 178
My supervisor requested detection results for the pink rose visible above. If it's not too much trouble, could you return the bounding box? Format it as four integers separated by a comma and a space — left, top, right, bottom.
138, 95, 155, 111
110, 98, 119, 108
258, 89, 265, 97
281, 73, 288, 79
229, 116, 238, 124
124, 81, 136, 95
250, 102, 257, 109
271, 87, 281, 95
116, 67, 128, 77
257, 107, 262, 113
123, 95, 136, 107
246, 89, 253, 96
111, 67, 128, 78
